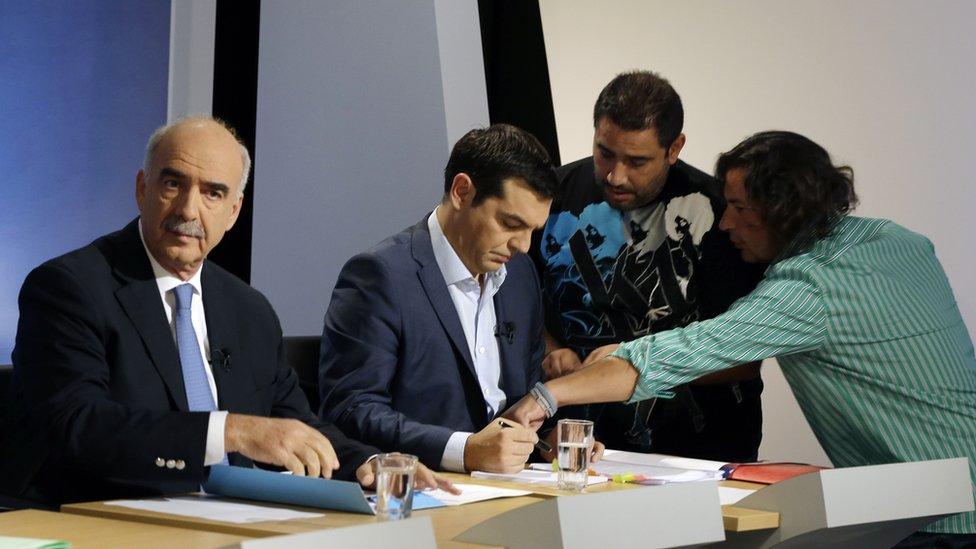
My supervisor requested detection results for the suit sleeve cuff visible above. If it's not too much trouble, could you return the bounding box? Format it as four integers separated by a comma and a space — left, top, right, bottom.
205, 411, 229, 466
440, 431, 472, 472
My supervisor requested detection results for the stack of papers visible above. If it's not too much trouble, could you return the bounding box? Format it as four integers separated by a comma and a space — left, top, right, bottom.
471, 468, 609, 486
591, 450, 725, 484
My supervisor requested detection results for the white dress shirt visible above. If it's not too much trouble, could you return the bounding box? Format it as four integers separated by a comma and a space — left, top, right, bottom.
427, 209, 507, 472
138, 220, 228, 466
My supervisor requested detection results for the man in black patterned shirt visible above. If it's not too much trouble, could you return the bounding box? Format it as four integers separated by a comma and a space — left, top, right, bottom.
531, 71, 766, 461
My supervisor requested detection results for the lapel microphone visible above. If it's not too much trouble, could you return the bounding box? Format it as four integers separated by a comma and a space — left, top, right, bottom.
211, 349, 232, 372
494, 321, 516, 344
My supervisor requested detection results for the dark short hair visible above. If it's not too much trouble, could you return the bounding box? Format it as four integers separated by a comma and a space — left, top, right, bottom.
716, 131, 858, 250
593, 71, 683, 148
444, 124, 558, 205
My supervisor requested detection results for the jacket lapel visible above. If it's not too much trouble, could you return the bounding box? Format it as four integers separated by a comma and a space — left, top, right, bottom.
410, 220, 478, 382
112, 220, 189, 411
201, 264, 250, 412
493, 287, 525, 404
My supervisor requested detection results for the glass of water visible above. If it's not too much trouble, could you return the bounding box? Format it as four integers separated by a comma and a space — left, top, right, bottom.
557, 419, 594, 491
375, 452, 418, 520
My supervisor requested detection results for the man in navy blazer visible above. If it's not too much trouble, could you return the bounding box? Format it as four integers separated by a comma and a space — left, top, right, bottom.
1, 117, 450, 506
319, 125, 558, 473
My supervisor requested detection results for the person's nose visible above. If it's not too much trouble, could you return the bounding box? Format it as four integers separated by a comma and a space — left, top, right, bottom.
719, 207, 734, 232
606, 162, 628, 187
174, 184, 201, 220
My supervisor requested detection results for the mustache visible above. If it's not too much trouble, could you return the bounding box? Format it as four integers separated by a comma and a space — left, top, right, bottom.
162, 216, 205, 238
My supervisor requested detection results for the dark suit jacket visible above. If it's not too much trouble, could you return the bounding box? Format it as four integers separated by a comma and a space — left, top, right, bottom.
0, 220, 376, 505
318, 217, 545, 468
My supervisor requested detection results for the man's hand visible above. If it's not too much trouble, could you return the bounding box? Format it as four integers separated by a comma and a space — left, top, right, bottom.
543, 348, 584, 379
500, 394, 547, 430
583, 343, 621, 366
464, 418, 538, 473
356, 459, 461, 495
225, 414, 339, 478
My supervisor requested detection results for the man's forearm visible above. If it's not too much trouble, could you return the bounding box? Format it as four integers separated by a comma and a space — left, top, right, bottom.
545, 356, 640, 407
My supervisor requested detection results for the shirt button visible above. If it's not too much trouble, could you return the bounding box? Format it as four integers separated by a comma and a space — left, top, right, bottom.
166, 459, 176, 469
176, 460, 186, 470
484, 387, 491, 396
155, 457, 165, 468
478, 346, 486, 354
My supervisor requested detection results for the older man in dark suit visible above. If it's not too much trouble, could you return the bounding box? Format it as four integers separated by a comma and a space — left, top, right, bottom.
1, 117, 449, 506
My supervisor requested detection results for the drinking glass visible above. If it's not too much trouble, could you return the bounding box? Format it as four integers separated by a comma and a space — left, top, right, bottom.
375, 452, 418, 520
557, 419, 594, 491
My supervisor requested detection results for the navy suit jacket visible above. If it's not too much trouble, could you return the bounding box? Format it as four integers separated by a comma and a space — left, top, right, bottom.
0, 220, 376, 505
319, 217, 545, 467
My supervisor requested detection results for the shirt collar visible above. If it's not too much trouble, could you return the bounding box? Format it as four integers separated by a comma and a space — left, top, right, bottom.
138, 218, 204, 297
427, 206, 507, 289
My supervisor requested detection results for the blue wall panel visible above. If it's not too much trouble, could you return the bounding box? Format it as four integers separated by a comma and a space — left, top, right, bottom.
0, 1, 171, 361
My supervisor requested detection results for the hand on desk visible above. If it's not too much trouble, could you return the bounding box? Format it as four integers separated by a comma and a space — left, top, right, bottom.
356, 459, 461, 495
225, 414, 339, 478
464, 418, 538, 474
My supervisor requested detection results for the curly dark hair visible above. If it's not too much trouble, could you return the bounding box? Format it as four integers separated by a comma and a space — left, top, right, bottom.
716, 131, 858, 251
593, 71, 683, 148
444, 124, 557, 205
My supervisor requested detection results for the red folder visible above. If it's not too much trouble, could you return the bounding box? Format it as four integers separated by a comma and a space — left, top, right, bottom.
725, 462, 828, 484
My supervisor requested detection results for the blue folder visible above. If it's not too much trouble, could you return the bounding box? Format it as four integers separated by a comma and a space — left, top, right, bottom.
202, 465, 445, 514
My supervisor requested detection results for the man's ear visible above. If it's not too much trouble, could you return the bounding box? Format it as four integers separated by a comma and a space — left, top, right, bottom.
135, 169, 147, 213
667, 133, 686, 166
447, 173, 476, 209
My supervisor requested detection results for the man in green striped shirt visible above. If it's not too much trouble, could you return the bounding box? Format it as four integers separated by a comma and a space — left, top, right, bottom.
504, 131, 976, 545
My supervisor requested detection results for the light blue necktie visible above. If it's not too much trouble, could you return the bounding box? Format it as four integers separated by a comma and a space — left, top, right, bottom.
173, 284, 228, 466
173, 284, 217, 412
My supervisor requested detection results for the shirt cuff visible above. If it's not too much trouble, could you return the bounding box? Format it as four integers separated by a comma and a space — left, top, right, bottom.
204, 411, 229, 466
440, 431, 473, 472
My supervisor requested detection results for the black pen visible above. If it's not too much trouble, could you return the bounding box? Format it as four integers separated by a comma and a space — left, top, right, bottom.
499, 420, 552, 453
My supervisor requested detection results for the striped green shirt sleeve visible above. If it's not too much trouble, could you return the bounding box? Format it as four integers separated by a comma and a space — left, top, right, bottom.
614, 269, 828, 404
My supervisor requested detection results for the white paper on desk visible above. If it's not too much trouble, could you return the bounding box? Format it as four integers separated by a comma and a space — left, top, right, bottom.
472, 468, 609, 486
423, 483, 531, 505
105, 495, 324, 523
602, 449, 728, 472
719, 486, 756, 505
592, 452, 724, 483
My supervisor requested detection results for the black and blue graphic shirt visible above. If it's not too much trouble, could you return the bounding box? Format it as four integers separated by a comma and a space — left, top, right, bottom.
535, 157, 765, 358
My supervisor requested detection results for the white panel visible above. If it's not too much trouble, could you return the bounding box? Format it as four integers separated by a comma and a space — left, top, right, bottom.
167, 0, 216, 120
434, 0, 491, 149
252, 1, 489, 336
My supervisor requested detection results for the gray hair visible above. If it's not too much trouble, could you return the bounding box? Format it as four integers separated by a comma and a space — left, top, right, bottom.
143, 115, 252, 196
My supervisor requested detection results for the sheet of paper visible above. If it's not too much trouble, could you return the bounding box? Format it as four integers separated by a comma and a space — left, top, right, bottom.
601, 449, 728, 472
105, 496, 324, 524
471, 468, 609, 486
423, 483, 531, 505
719, 486, 756, 505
